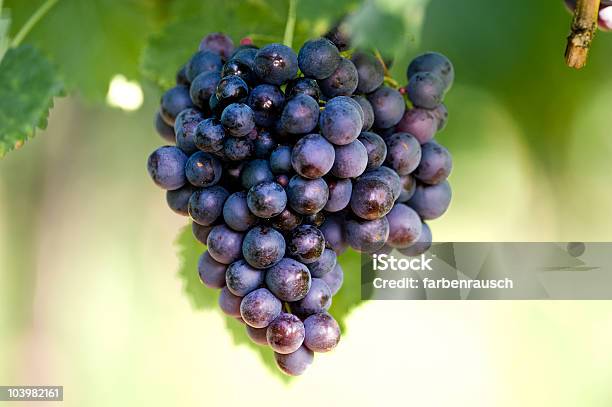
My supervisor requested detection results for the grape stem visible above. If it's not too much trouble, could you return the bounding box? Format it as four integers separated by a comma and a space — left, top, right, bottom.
565, 0, 600, 69
283, 0, 297, 48
10, 0, 59, 48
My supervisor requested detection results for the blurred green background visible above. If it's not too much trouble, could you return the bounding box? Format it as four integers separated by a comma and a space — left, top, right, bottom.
2, 0, 612, 405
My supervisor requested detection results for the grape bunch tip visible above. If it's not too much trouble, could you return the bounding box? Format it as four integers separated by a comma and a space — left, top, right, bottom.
148, 26, 454, 376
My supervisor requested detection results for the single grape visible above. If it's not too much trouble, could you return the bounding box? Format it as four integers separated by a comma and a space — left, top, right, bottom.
395, 108, 438, 144
324, 20, 351, 51
231, 46, 258, 67
186, 50, 223, 81
176, 65, 189, 86
298, 38, 341, 79
147, 146, 188, 190
287, 225, 325, 264
285, 78, 321, 100
319, 97, 363, 145
185, 151, 222, 187
222, 59, 256, 85
252, 129, 277, 158
174, 108, 205, 154
386, 203, 423, 248
216, 75, 249, 108
303, 212, 325, 227
350, 177, 394, 220
291, 134, 335, 179
188, 186, 229, 226
307, 249, 337, 278
324, 177, 352, 212
352, 95, 375, 131
155, 111, 176, 143
192, 222, 214, 245
367, 86, 406, 129
226, 259, 265, 296
270, 145, 293, 174
254, 44, 298, 85
274, 345, 314, 376
414, 141, 452, 185
432, 103, 449, 131
247, 181, 287, 218
190, 71, 221, 110
397, 174, 417, 202
198, 251, 227, 289
246, 325, 269, 346
247, 84, 286, 127
240, 288, 282, 328
384, 132, 422, 175
345, 216, 390, 253
219, 286, 242, 317
266, 313, 306, 354
166, 184, 195, 216
330, 139, 368, 178
279, 94, 320, 135
407, 52, 454, 91
271, 208, 303, 232
265, 258, 312, 301
290, 278, 332, 319
241, 159, 274, 189
303, 312, 340, 353
287, 175, 329, 215
223, 136, 254, 161
199, 32, 235, 60
207, 224, 244, 264
351, 51, 384, 94
320, 263, 344, 295
319, 57, 358, 98
223, 191, 258, 232
242, 225, 286, 269
360, 166, 401, 201
358, 132, 387, 170
320, 215, 348, 255
399, 222, 432, 257
160, 86, 194, 126
220, 103, 255, 137
194, 118, 226, 153
407, 72, 446, 109
407, 180, 452, 220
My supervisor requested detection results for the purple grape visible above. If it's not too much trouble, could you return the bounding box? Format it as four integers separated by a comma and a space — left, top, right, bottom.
319, 57, 358, 98
174, 108, 205, 154
266, 313, 306, 354
216, 75, 249, 108
219, 286, 242, 317
324, 177, 352, 212
240, 288, 282, 328
247, 84, 286, 127
298, 38, 341, 79
351, 51, 384, 94
271, 208, 303, 232
223, 191, 259, 232
188, 186, 229, 226
307, 249, 337, 278
199, 33, 235, 60
254, 44, 298, 86
160, 86, 195, 126
367, 86, 405, 129
384, 132, 422, 175
360, 166, 401, 201
222, 58, 256, 85
265, 258, 312, 302
358, 132, 387, 170
246, 325, 269, 346
270, 145, 293, 174
320, 263, 344, 295
345, 216, 390, 253
407, 52, 454, 90
242, 225, 286, 269
287, 176, 329, 215
194, 118, 226, 153
432, 103, 449, 131
320, 215, 348, 255
407, 180, 452, 220
251, 129, 277, 158
192, 222, 214, 245
206, 224, 244, 264
397, 174, 417, 202
352, 95, 374, 131
221, 103, 255, 137
241, 159, 274, 189
287, 225, 325, 264
350, 177, 394, 220
285, 78, 321, 100
319, 97, 363, 145
414, 141, 452, 185
291, 134, 335, 179
186, 50, 223, 81
274, 345, 313, 376
303, 212, 325, 227
247, 181, 287, 218
279, 94, 320, 135
185, 151, 222, 187
198, 251, 227, 289
395, 108, 438, 144
190, 71, 221, 110
225, 259, 265, 296
275, 174, 290, 188
155, 111, 175, 143
407, 72, 446, 109
290, 278, 332, 318
166, 184, 195, 216
176, 65, 189, 86
147, 146, 188, 190
399, 222, 432, 257
303, 312, 340, 353
223, 136, 254, 161
386, 203, 422, 248
330, 139, 368, 179
324, 20, 351, 51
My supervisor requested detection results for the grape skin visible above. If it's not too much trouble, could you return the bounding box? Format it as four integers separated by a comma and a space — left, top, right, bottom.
290, 278, 332, 318
319, 97, 363, 145
225, 259, 265, 296
199, 33, 235, 60
160, 86, 195, 126
352, 95, 375, 131
358, 132, 387, 170
223, 191, 258, 232
287, 225, 325, 264
166, 185, 195, 216
395, 108, 438, 144
265, 258, 312, 302
307, 249, 337, 278
174, 108, 205, 154
247, 181, 287, 218
241, 159, 274, 189
195, 118, 226, 153
320, 263, 344, 295
247, 84, 286, 127
198, 251, 227, 289
345, 216, 390, 253
155, 111, 176, 143
221, 103, 255, 137
254, 44, 299, 86
186, 50, 223, 82
407, 180, 452, 220
367, 86, 406, 129
266, 313, 306, 354
147, 146, 188, 190
285, 78, 321, 100
384, 132, 422, 176
240, 288, 282, 328
399, 222, 432, 257
360, 166, 401, 201
330, 139, 368, 179
324, 177, 352, 212
274, 345, 314, 376
320, 215, 348, 255
297, 38, 342, 79
319, 57, 359, 98
190, 71, 221, 110
407, 52, 455, 91
242, 226, 286, 269
279, 94, 320, 135
192, 222, 214, 245
386, 203, 423, 249
271, 208, 303, 232
206, 224, 244, 265
414, 141, 453, 185
286, 176, 329, 215
407, 72, 446, 109
350, 177, 395, 220
188, 186, 229, 226
351, 51, 384, 94
291, 134, 335, 179
246, 325, 269, 346
303, 312, 341, 353
185, 151, 222, 187
270, 145, 293, 174
219, 286, 242, 317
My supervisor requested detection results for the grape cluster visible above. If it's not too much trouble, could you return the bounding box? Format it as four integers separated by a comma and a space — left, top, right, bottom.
565, 0, 612, 30
148, 29, 453, 375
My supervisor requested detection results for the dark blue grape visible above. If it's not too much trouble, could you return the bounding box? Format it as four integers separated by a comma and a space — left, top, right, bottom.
231, 47, 258, 68
188, 186, 229, 226
216, 75, 249, 108
155, 111, 175, 143
398, 222, 432, 257
414, 141, 452, 185
407, 180, 452, 220
160, 86, 194, 126
246, 325, 269, 346
218, 286, 242, 317
189, 71, 221, 110
307, 249, 337, 278
222, 59, 256, 85
226, 259, 264, 296
251, 129, 277, 158
350, 177, 394, 220
242, 225, 286, 269
198, 251, 227, 289
324, 177, 352, 212
319, 97, 363, 145
223, 136, 254, 161
199, 32, 235, 60
220, 103, 255, 137
433, 103, 449, 131
319, 57, 358, 98
192, 222, 214, 245
247, 181, 287, 218
360, 166, 401, 201
358, 132, 387, 170
407, 72, 446, 109
351, 51, 384, 93
303, 212, 325, 227
176, 65, 189, 86
186, 50, 223, 81
324, 20, 351, 51
223, 191, 258, 232
147, 146, 188, 190
395, 108, 437, 144
303, 312, 340, 353
266, 313, 305, 354
279, 94, 320, 135
384, 132, 422, 175
185, 151, 222, 187
240, 288, 282, 328
194, 118, 226, 153
398, 174, 417, 202
274, 345, 313, 376
291, 134, 335, 179
287, 225, 325, 264
287, 175, 329, 215
247, 84, 286, 127
345, 216, 390, 253
320, 263, 344, 295
367, 86, 406, 129
174, 108, 205, 154
407, 52, 454, 90
320, 214, 348, 255
265, 258, 311, 301
270, 145, 293, 174
207, 224, 244, 264
241, 159, 274, 189
254, 44, 298, 85
298, 38, 341, 79
271, 208, 303, 232
352, 95, 374, 131
386, 203, 423, 248
290, 278, 331, 319
285, 78, 321, 100
166, 184, 195, 216
330, 139, 368, 178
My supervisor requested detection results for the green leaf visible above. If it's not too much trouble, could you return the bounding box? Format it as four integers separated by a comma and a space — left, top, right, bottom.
176, 223, 363, 380
0, 45, 63, 158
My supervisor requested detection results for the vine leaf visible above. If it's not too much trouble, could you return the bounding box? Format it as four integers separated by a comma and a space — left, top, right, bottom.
0, 45, 63, 158
175, 223, 363, 381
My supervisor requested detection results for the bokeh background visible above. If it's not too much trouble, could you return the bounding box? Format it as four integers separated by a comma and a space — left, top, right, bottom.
2, 0, 612, 405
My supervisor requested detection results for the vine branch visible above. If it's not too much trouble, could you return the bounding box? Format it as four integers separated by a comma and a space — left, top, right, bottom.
283, 0, 297, 48
565, 0, 600, 69
11, 0, 59, 48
